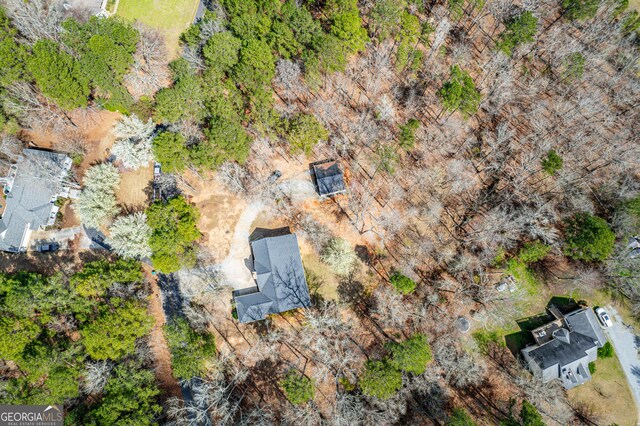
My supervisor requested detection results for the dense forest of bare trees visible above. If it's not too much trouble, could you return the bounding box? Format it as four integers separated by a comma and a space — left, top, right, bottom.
0, 0, 638, 423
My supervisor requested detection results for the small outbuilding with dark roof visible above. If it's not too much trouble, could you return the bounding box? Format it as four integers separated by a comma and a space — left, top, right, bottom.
233, 233, 311, 323
312, 160, 346, 197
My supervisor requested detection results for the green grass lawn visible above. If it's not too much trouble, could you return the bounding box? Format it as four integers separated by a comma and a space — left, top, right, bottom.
568, 352, 637, 425
116, 0, 200, 58
303, 253, 340, 301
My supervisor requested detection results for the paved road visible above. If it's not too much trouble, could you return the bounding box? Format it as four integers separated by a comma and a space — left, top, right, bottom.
603, 306, 640, 419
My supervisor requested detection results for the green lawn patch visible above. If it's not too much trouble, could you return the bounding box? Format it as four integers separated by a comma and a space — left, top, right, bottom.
116, 0, 201, 58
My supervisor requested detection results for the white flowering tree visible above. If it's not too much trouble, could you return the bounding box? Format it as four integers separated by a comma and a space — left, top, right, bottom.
111, 114, 155, 170
75, 163, 120, 228
321, 238, 358, 276
114, 114, 155, 140
111, 138, 153, 170
106, 212, 152, 259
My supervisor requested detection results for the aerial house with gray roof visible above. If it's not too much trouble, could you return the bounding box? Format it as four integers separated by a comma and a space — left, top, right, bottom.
521, 306, 606, 389
0, 149, 73, 252
233, 233, 311, 323
312, 160, 346, 198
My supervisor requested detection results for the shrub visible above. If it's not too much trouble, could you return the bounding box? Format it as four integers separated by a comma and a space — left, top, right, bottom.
279, 370, 315, 405
518, 241, 552, 264
398, 118, 420, 150
588, 361, 596, 374
562, 53, 585, 81
598, 341, 614, 358
376, 144, 399, 173
386, 333, 432, 375
359, 360, 402, 399
519, 400, 545, 426
563, 0, 600, 20
563, 213, 615, 262
472, 330, 504, 355
321, 238, 357, 275
447, 408, 477, 426
389, 272, 417, 295
541, 149, 563, 175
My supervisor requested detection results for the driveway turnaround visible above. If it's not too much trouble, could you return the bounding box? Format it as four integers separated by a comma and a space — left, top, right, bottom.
603, 306, 640, 418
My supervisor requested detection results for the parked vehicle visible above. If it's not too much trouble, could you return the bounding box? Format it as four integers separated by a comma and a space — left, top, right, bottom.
595, 307, 613, 327
268, 170, 282, 184
37, 242, 60, 252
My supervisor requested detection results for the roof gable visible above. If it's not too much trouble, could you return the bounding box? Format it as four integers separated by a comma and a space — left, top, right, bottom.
234, 233, 311, 323
0, 149, 71, 252
564, 308, 607, 347
313, 161, 346, 196
525, 331, 597, 370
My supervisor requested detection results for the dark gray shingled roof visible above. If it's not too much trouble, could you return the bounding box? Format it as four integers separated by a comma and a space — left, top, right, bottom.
313, 161, 346, 197
564, 308, 607, 347
0, 149, 71, 252
524, 331, 597, 370
234, 234, 311, 323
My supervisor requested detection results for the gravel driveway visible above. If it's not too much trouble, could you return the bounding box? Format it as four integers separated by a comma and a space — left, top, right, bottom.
603, 306, 640, 418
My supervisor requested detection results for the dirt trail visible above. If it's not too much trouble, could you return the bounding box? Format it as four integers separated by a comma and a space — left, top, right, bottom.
146, 270, 182, 400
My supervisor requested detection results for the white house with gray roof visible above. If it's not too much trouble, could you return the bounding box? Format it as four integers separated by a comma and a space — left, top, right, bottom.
0, 149, 73, 252
521, 306, 607, 389
233, 233, 311, 323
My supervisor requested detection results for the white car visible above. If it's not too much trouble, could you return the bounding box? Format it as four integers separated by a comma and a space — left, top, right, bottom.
595, 307, 613, 327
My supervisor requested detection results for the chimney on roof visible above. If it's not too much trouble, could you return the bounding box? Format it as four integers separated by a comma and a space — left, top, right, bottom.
553, 328, 571, 344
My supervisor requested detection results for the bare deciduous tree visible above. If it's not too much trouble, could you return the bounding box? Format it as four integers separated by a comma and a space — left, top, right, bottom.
125, 23, 170, 98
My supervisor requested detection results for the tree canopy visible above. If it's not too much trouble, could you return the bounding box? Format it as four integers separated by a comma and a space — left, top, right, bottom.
81, 300, 153, 361
563, 213, 615, 262
541, 149, 563, 175
164, 317, 216, 380
389, 272, 417, 295
386, 334, 432, 375
70, 258, 142, 298
285, 113, 329, 155
359, 360, 403, 399
279, 370, 315, 405
563, 0, 601, 20
85, 364, 162, 425
76, 163, 121, 228
438, 65, 482, 117
496, 11, 538, 56
146, 196, 201, 273
27, 40, 89, 110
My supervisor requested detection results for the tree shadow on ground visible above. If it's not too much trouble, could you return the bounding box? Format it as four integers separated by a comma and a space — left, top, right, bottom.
249, 227, 291, 242
505, 297, 582, 357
